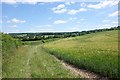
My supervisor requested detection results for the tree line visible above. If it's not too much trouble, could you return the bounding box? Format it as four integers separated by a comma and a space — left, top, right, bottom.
9, 26, 120, 41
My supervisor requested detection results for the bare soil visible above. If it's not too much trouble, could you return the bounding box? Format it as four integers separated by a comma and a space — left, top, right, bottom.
52, 55, 109, 80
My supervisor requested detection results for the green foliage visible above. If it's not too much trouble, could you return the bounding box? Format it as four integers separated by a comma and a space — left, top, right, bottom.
9, 26, 119, 41
2, 33, 22, 77
2, 33, 22, 55
43, 30, 119, 78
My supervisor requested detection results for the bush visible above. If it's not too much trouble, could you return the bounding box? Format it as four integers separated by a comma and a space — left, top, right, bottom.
2, 33, 22, 56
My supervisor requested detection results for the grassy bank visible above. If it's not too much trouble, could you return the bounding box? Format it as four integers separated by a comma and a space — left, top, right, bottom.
2, 33, 22, 77
2, 35, 79, 78
43, 30, 119, 78
2, 33, 22, 55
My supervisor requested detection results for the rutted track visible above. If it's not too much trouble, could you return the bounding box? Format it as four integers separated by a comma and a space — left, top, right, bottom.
3, 44, 77, 78
42, 30, 118, 79
3, 43, 109, 79
50, 54, 108, 80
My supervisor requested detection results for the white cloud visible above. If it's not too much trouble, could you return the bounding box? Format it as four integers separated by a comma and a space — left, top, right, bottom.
102, 20, 110, 22
69, 17, 77, 20
67, 9, 79, 15
2, 0, 64, 4
53, 9, 67, 13
65, 2, 70, 5
109, 11, 120, 17
38, 2, 45, 5
65, 1, 75, 5
21, 0, 40, 4
54, 20, 67, 24
52, 3, 87, 15
79, 8, 87, 12
88, 1, 118, 9
8, 18, 26, 23
110, 0, 119, 6
45, 25, 52, 27
67, 8, 87, 15
70, 1, 75, 4
2, 0, 17, 4
52, 4, 65, 10
52, 4, 67, 13
57, 4, 65, 9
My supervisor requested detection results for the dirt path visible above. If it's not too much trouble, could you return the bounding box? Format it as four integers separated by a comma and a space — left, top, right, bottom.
3, 44, 109, 79
23, 45, 76, 78
29, 45, 108, 79
25, 45, 39, 78
51, 54, 108, 80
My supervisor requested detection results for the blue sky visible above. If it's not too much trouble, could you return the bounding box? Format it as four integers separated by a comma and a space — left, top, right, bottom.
1, 0, 119, 33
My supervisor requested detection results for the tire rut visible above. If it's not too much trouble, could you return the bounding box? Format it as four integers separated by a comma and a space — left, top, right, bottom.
51, 55, 108, 80
25, 45, 38, 78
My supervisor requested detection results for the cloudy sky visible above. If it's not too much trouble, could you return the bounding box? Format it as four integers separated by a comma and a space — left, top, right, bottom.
1, 0, 119, 33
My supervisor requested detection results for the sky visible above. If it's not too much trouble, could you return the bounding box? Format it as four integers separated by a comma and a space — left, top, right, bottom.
1, 0, 119, 33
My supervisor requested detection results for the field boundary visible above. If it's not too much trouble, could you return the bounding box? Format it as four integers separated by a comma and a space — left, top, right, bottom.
44, 49, 108, 79
42, 47, 110, 79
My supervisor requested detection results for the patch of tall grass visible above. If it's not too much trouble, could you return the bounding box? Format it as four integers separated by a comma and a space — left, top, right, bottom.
43, 30, 118, 78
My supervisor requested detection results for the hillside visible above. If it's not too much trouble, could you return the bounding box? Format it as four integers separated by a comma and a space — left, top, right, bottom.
43, 30, 119, 78
2, 33, 22, 77
2, 30, 119, 78
2, 34, 78, 78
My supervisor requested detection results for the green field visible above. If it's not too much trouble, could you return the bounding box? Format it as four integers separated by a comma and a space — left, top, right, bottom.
43, 30, 119, 78
2, 34, 77, 78
2, 41, 78, 78
2, 30, 119, 78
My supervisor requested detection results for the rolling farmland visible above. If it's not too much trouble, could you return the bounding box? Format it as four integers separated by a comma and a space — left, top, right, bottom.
2, 1, 119, 79
43, 30, 119, 78
2, 29, 119, 78
2, 42, 78, 78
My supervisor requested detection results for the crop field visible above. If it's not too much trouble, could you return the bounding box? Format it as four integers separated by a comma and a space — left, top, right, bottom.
43, 30, 119, 78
